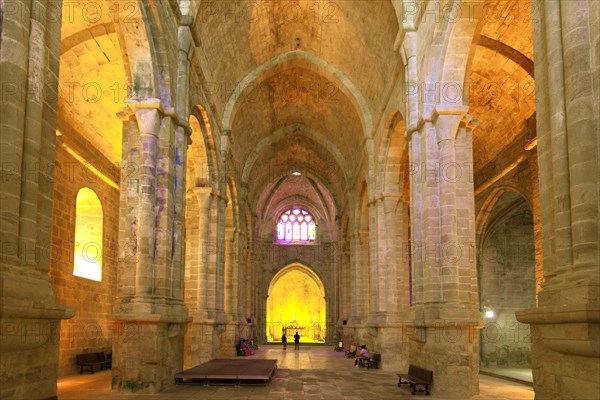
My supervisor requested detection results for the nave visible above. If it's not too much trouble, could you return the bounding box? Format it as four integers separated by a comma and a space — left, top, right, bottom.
58, 345, 533, 400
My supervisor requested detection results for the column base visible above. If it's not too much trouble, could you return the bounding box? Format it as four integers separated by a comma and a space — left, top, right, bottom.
408, 320, 481, 398
110, 302, 190, 394
516, 300, 600, 399
111, 319, 188, 394
0, 269, 75, 400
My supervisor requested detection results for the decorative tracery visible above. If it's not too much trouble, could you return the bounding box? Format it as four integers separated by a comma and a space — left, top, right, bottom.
276, 209, 316, 243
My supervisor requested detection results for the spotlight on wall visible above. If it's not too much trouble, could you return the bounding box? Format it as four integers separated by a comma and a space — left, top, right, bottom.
484, 310, 495, 319
292, 171, 301, 176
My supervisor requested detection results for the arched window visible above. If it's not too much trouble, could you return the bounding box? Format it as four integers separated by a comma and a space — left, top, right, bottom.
276, 209, 316, 244
73, 188, 103, 281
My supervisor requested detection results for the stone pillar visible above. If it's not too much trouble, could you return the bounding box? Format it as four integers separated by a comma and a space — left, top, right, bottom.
339, 237, 351, 323
238, 204, 253, 322
368, 200, 380, 321
407, 109, 480, 398
0, 1, 76, 399
222, 222, 240, 356
349, 230, 369, 325
516, 1, 599, 398
184, 187, 215, 368
110, 102, 190, 394
224, 226, 235, 317
367, 193, 410, 370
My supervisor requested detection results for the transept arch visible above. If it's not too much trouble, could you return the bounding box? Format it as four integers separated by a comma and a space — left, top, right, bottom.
266, 263, 327, 343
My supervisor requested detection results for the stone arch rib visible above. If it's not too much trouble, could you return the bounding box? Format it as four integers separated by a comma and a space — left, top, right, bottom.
221, 50, 373, 138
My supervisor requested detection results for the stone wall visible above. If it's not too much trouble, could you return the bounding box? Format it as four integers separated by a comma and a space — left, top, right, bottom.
479, 195, 535, 368
49, 124, 119, 376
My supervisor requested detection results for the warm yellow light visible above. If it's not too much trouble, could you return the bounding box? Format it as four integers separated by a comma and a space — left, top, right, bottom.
73, 188, 103, 281
266, 265, 326, 343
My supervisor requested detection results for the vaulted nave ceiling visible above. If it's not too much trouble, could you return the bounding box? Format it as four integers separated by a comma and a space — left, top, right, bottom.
191, 0, 402, 214
55, 0, 536, 213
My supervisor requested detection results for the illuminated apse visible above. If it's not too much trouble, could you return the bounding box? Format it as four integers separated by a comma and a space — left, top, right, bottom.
266, 263, 326, 343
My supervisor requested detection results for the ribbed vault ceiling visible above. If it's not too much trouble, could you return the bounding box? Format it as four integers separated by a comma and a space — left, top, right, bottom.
56, 0, 536, 225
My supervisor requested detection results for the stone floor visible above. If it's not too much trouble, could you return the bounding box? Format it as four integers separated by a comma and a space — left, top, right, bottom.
58, 345, 534, 399
480, 367, 533, 386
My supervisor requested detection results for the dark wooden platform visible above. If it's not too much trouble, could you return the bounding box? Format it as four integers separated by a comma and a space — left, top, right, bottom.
175, 358, 278, 385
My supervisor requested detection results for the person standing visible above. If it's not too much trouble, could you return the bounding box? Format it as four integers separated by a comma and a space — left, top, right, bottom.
294, 331, 300, 350
282, 333, 287, 350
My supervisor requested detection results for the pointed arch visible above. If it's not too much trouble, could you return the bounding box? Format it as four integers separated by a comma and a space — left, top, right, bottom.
188, 105, 219, 191
221, 50, 373, 138
266, 263, 326, 343
377, 111, 409, 195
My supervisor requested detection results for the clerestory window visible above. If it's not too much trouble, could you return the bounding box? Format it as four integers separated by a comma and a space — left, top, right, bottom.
276, 209, 316, 244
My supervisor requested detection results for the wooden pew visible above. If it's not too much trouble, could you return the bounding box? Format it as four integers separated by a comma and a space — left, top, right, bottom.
398, 364, 433, 395
76, 352, 107, 374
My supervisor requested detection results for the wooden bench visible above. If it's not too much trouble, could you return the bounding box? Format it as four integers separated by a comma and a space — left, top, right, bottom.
76, 352, 107, 374
398, 364, 433, 395
363, 352, 381, 369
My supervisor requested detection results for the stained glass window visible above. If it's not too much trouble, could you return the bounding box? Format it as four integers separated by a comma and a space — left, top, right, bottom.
276, 209, 316, 243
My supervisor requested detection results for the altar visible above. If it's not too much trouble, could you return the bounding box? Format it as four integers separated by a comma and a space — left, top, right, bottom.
284, 327, 307, 338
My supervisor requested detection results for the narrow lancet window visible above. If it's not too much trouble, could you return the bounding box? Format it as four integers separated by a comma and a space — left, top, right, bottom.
73, 188, 103, 281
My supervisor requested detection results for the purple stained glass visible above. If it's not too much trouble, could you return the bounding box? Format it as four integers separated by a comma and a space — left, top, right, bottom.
277, 208, 316, 243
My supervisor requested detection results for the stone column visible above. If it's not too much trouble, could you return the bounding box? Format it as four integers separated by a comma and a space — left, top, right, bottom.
212, 131, 231, 352
368, 200, 380, 322
516, 1, 600, 398
221, 222, 239, 356
110, 101, 190, 394
368, 193, 410, 370
349, 230, 369, 325
184, 186, 222, 367
0, 1, 76, 399
338, 236, 353, 347
339, 237, 351, 322
238, 202, 253, 321
407, 109, 480, 398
